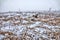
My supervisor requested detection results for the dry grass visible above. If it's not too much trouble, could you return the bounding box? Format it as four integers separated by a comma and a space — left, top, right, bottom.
0, 12, 60, 40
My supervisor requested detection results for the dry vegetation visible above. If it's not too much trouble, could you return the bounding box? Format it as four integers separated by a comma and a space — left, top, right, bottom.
0, 12, 60, 40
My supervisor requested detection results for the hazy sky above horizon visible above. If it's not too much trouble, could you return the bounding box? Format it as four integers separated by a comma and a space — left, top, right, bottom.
0, 0, 60, 12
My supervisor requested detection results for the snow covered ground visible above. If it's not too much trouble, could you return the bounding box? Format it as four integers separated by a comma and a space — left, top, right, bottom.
0, 12, 60, 40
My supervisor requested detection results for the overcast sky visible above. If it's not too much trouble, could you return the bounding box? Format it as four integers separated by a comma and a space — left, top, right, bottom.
0, 0, 60, 12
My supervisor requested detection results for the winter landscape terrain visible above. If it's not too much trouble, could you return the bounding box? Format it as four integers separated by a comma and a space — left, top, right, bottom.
0, 11, 60, 40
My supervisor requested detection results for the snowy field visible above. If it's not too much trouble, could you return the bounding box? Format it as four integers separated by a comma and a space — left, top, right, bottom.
0, 11, 60, 40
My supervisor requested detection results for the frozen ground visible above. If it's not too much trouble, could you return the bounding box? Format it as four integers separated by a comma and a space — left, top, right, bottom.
0, 12, 60, 40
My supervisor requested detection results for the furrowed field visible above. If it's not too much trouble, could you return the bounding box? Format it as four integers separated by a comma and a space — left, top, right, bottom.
0, 11, 60, 40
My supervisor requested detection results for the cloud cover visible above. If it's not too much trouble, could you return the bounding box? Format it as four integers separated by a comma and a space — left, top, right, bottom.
0, 0, 60, 12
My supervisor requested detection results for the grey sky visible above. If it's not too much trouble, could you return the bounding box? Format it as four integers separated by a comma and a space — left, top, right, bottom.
0, 0, 60, 12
